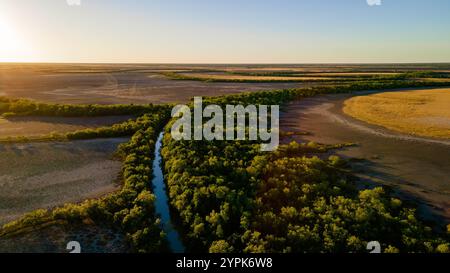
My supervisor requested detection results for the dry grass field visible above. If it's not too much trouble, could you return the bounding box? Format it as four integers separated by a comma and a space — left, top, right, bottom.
343, 88, 450, 139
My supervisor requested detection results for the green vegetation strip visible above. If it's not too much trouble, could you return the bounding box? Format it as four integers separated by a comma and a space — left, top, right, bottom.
161, 71, 450, 83
161, 71, 350, 83
228, 71, 450, 79
0, 96, 170, 118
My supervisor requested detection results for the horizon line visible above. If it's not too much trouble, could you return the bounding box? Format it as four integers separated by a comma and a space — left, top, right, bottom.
2, 61, 450, 65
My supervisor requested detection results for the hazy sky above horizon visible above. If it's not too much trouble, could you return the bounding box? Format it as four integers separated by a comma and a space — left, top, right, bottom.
0, 0, 449, 63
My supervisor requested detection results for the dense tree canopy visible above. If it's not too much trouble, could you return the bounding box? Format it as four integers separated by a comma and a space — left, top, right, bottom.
244, 151, 449, 253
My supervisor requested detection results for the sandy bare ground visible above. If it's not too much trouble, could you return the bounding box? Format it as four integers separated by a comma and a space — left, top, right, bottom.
0, 138, 127, 226
281, 89, 450, 223
0, 116, 132, 138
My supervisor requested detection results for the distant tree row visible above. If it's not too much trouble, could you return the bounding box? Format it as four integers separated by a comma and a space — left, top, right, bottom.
0, 96, 172, 117
161, 71, 450, 83
228, 70, 450, 80
162, 71, 353, 83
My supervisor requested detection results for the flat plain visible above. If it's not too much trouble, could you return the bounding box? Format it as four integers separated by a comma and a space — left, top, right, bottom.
2, 63, 450, 105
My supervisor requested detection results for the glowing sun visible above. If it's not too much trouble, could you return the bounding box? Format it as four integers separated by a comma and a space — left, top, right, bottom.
0, 17, 33, 62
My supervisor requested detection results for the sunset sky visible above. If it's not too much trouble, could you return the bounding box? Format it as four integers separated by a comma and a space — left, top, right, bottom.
0, 0, 449, 63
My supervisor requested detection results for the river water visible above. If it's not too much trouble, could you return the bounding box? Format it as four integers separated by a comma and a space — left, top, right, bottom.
151, 132, 185, 253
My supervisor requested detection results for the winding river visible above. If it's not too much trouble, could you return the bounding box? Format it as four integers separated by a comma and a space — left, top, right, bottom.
151, 132, 185, 253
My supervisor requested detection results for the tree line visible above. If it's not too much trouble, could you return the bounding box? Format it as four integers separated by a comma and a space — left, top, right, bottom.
0, 96, 171, 117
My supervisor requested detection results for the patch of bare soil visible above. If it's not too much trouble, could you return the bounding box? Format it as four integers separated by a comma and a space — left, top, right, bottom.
0, 138, 127, 226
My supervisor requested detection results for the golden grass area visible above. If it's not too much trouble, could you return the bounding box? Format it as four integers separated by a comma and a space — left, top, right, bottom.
343, 88, 450, 139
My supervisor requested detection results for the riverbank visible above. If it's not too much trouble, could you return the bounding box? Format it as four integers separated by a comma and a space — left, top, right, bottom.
281, 89, 450, 224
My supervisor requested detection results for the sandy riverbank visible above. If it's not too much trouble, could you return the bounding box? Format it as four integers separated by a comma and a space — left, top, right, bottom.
281, 89, 450, 223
